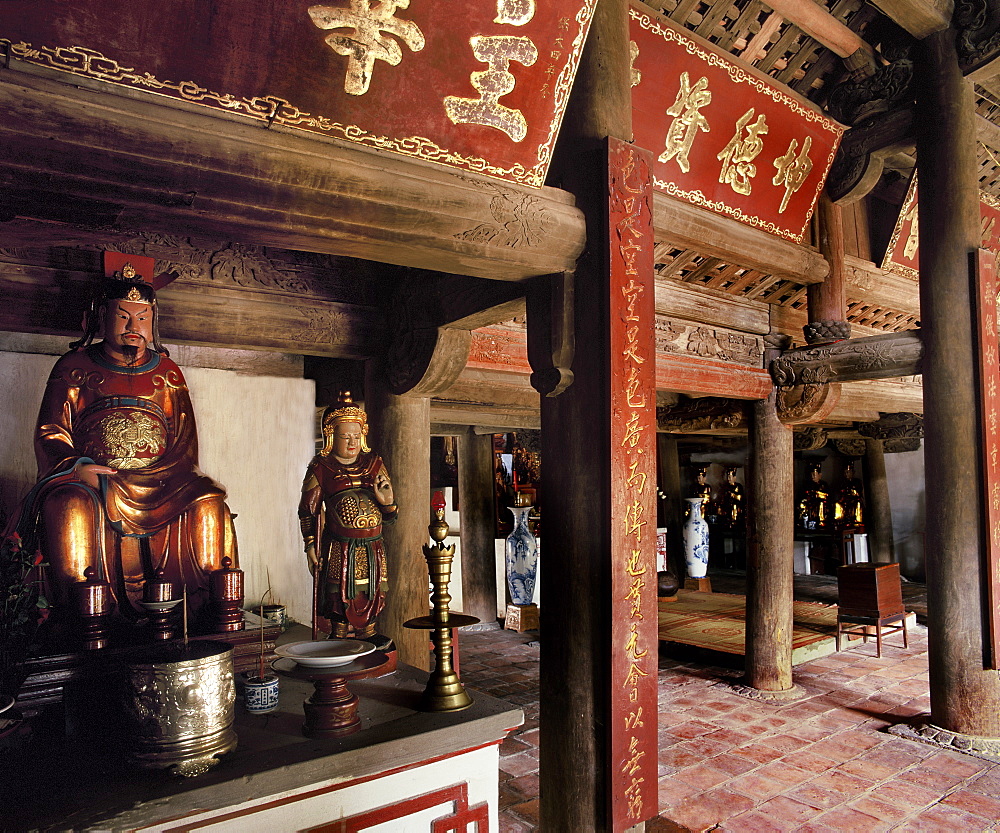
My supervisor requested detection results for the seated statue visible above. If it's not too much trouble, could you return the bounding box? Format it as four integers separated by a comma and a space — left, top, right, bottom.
299, 393, 397, 648
7, 266, 237, 629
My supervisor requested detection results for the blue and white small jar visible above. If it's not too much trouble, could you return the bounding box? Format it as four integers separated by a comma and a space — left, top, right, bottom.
244, 673, 280, 714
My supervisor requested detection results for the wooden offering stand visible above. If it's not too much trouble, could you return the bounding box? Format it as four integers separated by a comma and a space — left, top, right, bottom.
272, 651, 397, 738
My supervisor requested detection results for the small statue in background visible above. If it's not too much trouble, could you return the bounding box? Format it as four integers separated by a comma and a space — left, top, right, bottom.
299, 393, 397, 648
686, 464, 712, 519
834, 461, 865, 528
715, 466, 745, 531
797, 461, 830, 530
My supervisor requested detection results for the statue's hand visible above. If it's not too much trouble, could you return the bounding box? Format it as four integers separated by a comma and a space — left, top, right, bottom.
373, 471, 394, 506
75, 461, 116, 489
306, 544, 319, 573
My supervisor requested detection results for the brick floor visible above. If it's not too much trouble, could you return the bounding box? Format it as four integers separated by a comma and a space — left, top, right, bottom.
460, 577, 1000, 831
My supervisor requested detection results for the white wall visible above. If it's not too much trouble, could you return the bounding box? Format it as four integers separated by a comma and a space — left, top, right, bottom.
0, 348, 316, 625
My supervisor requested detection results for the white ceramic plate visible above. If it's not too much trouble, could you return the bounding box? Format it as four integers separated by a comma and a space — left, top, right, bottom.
274, 639, 376, 668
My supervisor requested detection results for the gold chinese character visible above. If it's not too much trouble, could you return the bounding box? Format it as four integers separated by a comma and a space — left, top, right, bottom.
627, 457, 647, 494
625, 575, 644, 618
626, 549, 648, 582
622, 411, 644, 448
625, 499, 646, 542
626, 367, 646, 409
630, 40, 641, 88
624, 661, 648, 688
624, 622, 648, 661
902, 201, 919, 260
444, 35, 538, 142
772, 136, 814, 213
625, 706, 644, 731
717, 109, 768, 195
309, 1, 425, 96
626, 779, 644, 819
658, 72, 711, 173
494, 0, 534, 26
621, 735, 645, 777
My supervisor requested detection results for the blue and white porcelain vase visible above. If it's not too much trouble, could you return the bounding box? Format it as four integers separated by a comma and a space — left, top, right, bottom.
683, 497, 710, 579
505, 505, 538, 605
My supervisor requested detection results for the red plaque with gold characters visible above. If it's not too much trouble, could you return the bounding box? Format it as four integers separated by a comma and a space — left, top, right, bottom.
883, 174, 1000, 279
973, 248, 1000, 669
629, 1, 843, 243
607, 136, 658, 831
0, 0, 596, 187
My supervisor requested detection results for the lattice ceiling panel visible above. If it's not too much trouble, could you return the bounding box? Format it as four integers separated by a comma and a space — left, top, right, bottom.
648, 0, 874, 103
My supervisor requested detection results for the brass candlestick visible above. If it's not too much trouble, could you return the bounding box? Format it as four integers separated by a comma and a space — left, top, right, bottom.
405, 503, 478, 711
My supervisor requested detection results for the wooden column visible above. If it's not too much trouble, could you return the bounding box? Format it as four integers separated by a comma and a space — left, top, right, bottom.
364, 364, 431, 671
537, 1, 646, 829
917, 29, 1000, 735
805, 194, 851, 344
657, 434, 685, 576
745, 337, 795, 691
457, 428, 499, 626
863, 438, 895, 564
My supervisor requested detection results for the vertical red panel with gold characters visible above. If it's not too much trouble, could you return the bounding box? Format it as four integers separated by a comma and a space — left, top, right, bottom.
607, 136, 657, 830
974, 248, 1000, 668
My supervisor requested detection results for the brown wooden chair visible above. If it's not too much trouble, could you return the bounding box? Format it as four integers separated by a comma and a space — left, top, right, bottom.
836, 563, 908, 657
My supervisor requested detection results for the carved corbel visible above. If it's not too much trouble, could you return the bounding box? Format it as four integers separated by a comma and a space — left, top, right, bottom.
826, 106, 915, 204
383, 270, 530, 396
834, 439, 868, 457
526, 272, 574, 397
957, 0, 1000, 76
656, 397, 747, 433
794, 427, 830, 451
857, 412, 925, 439
884, 437, 922, 453
777, 382, 842, 425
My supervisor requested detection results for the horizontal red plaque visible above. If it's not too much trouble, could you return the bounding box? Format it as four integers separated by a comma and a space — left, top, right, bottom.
629, 1, 843, 243
883, 174, 1000, 279
0, 0, 596, 187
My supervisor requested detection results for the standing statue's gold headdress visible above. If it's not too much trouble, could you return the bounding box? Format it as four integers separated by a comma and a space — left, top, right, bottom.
321, 391, 370, 454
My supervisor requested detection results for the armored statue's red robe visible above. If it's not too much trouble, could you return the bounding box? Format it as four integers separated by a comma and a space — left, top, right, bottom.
26, 344, 235, 621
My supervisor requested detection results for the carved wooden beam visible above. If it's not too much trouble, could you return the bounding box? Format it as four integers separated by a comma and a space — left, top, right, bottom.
761, 0, 877, 60
652, 193, 829, 284
0, 67, 586, 283
770, 330, 923, 386
868, 0, 952, 39
656, 397, 748, 433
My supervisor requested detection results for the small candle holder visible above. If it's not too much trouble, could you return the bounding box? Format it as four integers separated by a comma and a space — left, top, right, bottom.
404, 498, 478, 711
139, 570, 181, 640
209, 556, 245, 632
71, 566, 112, 650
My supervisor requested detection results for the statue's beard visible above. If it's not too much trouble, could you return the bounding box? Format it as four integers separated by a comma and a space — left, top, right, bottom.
121, 341, 144, 365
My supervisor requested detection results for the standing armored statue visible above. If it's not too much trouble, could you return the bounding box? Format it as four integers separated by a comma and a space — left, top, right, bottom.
298, 393, 397, 648
834, 461, 865, 527
9, 265, 237, 628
